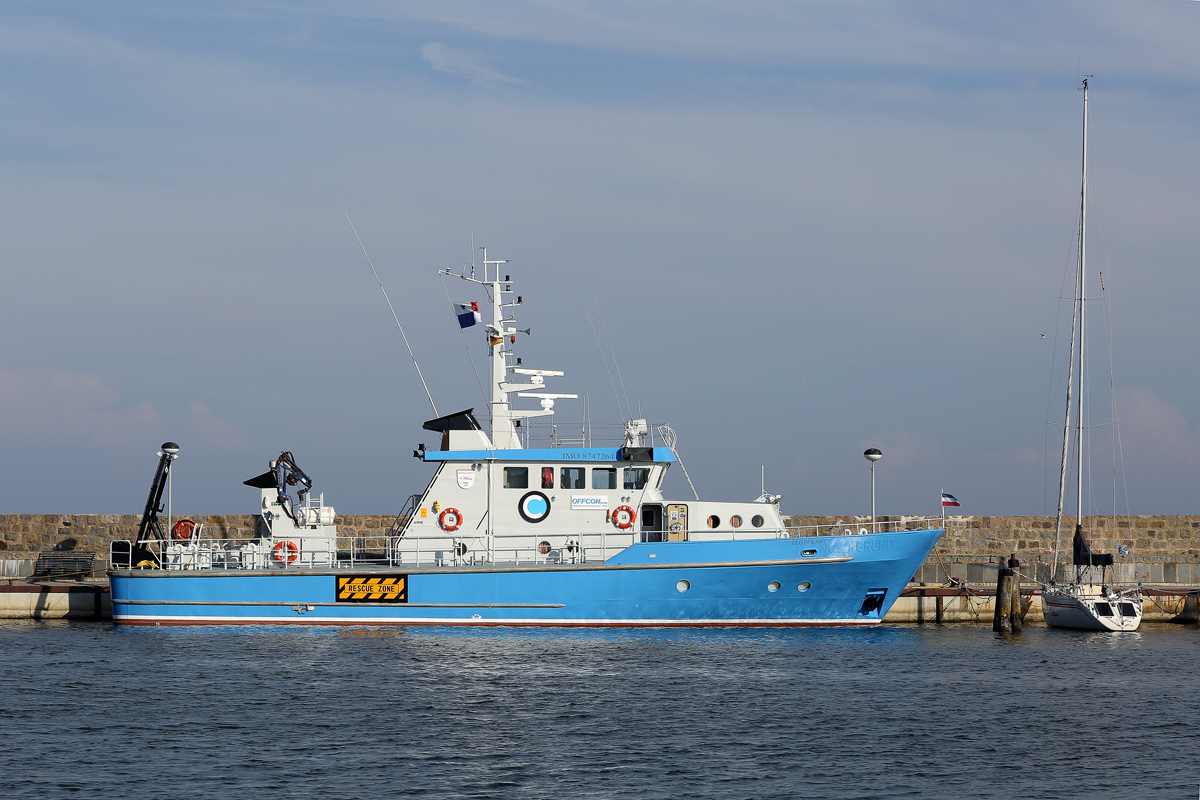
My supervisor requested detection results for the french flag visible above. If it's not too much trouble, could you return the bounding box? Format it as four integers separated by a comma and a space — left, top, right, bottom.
941, 492, 960, 507
455, 301, 481, 329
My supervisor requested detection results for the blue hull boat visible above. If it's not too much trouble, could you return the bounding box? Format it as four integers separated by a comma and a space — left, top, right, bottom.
108, 250, 943, 627
110, 531, 941, 626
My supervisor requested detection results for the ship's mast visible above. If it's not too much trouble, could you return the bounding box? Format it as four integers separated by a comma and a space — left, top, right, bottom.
1076, 78, 1089, 533
481, 248, 515, 447
1051, 77, 1089, 575
441, 249, 571, 450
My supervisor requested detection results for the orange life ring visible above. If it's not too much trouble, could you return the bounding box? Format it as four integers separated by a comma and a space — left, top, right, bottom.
439, 507, 463, 532
171, 518, 196, 541
272, 540, 299, 564
612, 505, 636, 530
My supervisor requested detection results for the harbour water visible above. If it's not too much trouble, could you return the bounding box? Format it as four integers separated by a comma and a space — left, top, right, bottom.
2, 621, 1197, 799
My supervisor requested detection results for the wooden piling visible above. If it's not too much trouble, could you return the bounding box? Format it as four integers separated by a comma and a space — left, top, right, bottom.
1009, 556, 1022, 633
935, 595, 944, 624
993, 564, 1012, 633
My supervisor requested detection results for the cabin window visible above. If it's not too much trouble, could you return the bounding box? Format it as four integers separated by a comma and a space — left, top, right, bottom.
541, 467, 554, 489
592, 468, 617, 490
751, 515, 764, 528
560, 467, 586, 489
503, 467, 528, 489
707, 515, 720, 528
1094, 602, 1114, 617
1118, 603, 1136, 616
730, 515, 742, 528
624, 468, 650, 490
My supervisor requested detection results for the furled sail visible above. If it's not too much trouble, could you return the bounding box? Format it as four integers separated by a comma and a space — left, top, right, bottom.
1072, 524, 1114, 567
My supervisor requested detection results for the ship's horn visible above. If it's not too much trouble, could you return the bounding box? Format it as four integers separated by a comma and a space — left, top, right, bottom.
517, 328, 531, 335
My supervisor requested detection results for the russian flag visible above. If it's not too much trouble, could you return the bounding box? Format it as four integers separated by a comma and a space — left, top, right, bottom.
455, 301, 481, 329
941, 492, 960, 507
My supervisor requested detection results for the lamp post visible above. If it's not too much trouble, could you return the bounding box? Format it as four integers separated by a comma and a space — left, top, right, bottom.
864, 448, 882, 533
161, 442, 180, 536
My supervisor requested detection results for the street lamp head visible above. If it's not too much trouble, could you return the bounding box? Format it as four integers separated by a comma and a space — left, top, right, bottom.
161, 442, 180, 456
863, 448, 882, 462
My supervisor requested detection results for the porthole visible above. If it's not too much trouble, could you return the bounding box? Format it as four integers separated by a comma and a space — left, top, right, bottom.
767, 581, 781, 592
802, 549, 817, 556
751, 515, 764, 528
707, 515, 720, 528
798, 581, 811, 592
730, 515, 742, 528
676, 579, 690, 593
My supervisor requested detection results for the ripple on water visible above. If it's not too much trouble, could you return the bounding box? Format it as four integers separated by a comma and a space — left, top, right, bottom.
1, 621, 1198, 799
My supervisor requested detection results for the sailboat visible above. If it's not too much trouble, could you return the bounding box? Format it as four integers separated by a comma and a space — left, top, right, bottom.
1041, 78, 1143, 632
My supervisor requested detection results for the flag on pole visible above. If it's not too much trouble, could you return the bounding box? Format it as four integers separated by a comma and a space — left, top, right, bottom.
454, 301, 481, 329
1117, 544, 1129, 555
940, 492, 960, 507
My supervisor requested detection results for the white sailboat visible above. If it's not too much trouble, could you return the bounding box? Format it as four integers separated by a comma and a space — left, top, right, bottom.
1042, 78, 1142, 632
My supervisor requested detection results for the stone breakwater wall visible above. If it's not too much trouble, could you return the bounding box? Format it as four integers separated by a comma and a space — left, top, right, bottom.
782, 514, 1200, 559
0, 513, 398, 567
2, 512, 1198, 575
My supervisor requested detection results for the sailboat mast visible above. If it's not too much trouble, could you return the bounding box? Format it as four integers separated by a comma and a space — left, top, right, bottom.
1051, 78, 1089, 576
1076, 78, 1089, 531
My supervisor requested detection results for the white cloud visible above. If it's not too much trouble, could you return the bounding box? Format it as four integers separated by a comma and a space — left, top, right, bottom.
0, 368, 163, 446
1117, 387, 1200, 467
0, 369, 246, 451
419, 42, 524, 86
861, 430, 943, 470
183, 400, 249, 451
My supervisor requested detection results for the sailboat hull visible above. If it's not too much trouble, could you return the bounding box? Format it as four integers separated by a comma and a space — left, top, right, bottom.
1042, 589, 1142, 631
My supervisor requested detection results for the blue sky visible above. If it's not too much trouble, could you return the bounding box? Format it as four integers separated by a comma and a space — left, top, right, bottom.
2, 1, 1198, 517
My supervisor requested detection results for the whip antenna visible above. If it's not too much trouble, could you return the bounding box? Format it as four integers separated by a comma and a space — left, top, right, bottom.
345, 213, 438, 417
595, 301, 633, 420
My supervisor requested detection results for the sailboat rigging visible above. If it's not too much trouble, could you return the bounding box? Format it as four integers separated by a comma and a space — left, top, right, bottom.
1041, 78, 1143, 632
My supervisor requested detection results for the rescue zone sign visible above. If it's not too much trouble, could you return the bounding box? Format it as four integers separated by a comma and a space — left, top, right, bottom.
336, 576, 408, 603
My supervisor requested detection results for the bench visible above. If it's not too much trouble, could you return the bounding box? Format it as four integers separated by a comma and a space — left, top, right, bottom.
32, 551, 97, 581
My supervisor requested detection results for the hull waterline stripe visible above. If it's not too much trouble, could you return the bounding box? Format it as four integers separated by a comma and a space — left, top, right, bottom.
113, 600, 566, 608
107, 555, 853, 579
112, 613, 880, 628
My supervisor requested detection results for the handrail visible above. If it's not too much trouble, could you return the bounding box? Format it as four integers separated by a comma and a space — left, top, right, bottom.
109, 517, 944, 573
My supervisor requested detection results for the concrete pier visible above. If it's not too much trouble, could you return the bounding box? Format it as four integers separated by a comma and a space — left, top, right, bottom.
0, 582, 111, 620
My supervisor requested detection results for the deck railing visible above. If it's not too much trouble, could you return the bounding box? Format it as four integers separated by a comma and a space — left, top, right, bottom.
109, 516, 945, 572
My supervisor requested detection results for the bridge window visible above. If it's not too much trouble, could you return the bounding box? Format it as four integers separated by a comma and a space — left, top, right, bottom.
541, 467, 554, 489
624, 468, 650, 490
503, 467, 528, 489
560, 467, 586, 489
592, 468, 617, 489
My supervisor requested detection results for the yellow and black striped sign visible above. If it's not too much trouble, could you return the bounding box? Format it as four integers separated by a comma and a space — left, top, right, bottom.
336, 576, 407, 603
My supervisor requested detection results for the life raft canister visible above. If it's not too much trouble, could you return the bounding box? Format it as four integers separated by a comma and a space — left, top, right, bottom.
439, 507, 463, 532
272, 540, 299, 564
612, 505, 637, 530
171, 518, 196, 541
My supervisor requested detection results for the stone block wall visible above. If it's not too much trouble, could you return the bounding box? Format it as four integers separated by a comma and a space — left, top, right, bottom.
781, 514, 1200, 560
4, 512, 1198, 577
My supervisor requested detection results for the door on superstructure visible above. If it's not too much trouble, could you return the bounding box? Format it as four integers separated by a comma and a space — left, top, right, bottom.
640, 504, 664, 543
666, 504, 688, 542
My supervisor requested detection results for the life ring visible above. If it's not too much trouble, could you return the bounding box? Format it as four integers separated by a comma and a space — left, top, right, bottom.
612, 505, 637, 530
439, 507, 463, 532
171, 518, 196, 541
272, 540, 299, 564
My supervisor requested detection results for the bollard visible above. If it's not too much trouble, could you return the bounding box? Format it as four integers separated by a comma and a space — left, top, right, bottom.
993, 563, 1013, 633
